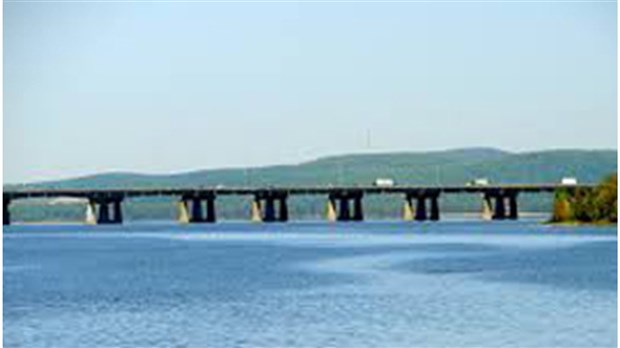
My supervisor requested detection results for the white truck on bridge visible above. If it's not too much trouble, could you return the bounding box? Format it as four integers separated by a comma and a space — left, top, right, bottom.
561, 177, 578, 185
373, 178, 395, 187
466, 178, 489, 186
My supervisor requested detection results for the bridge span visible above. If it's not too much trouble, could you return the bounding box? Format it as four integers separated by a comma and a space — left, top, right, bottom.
3, 184, 594, 225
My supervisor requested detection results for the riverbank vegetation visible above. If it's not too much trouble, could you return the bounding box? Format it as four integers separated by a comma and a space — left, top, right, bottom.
551, 173, 617, 224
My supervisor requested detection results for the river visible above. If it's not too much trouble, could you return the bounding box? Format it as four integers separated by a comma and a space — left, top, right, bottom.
3, 221, 617, 347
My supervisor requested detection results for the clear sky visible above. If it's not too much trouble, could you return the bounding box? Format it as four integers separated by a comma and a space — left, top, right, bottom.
4, 1, 617, 183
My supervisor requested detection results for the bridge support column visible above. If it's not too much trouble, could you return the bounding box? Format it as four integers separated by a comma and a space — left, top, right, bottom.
352, 195, 364, 221
278, 197, 289, 222
253, 192, 288, 223
251, 198, 262, 222
177, 199, 190, 223
4, 200, 11, 226
415, 197, 427, 221
481, 194, 493, 220
184, 195, 216, 223
112, 200, 123, 224
402, 196, 414, 221
206, 197, 216, 223
493, 195, 506, 220
337, 198, 351, 221
97, 202, 111, 224
326, 198, 337, 222
85, 200, 97, 224
89, 198, 124, 225
429, 195, 440, 221
507, 192, 518, 220
190, 197, 204, 223
264, 198, 276, 222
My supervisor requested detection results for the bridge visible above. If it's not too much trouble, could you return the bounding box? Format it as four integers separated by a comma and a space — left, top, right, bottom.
3, 184, 594, 225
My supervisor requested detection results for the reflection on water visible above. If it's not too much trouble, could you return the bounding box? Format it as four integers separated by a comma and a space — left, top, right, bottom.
4, 221, 617, 348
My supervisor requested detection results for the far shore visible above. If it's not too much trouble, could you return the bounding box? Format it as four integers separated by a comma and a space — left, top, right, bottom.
545, 220, 617, 226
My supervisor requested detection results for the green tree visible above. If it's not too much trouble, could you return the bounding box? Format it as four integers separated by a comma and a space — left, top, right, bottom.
551, 189, 573, 222
553, 173, 617, 223
593, 173, 617, 222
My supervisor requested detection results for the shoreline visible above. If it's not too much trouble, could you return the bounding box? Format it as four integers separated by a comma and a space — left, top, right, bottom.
545, 220, 617, 226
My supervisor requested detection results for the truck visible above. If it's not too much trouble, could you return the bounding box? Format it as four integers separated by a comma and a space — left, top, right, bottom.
373, 178, 395, 187
466, 178, 489, 186
561, 177, 578, 185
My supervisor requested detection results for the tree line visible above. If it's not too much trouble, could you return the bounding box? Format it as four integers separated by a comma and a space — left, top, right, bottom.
552, 173, 617, 224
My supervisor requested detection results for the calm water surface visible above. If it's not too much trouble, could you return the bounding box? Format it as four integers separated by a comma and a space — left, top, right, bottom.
3, 221, 617, 347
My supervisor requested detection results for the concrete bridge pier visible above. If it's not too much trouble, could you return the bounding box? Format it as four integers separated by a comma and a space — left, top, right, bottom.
487, 191, 519, 220
86, 201, 97, 224
429, 195, 440, 221
352, 196, 364, 221
409, 191, 440, 222
190, 197, 204, 223
97, 201, 110, 224
107, 199, 123, 224
89, 198, 123, 224
337, 197, 351, 221
278, 197, 289, 222
177, 200, 190, 223
252, 192, 288, 223
402, 196, 414, 221
507, 192, 519, 220
415, 197, 427, 221
112, 200, 123, 224
264, 198, 277, 222
181, 194, 216, 223
326, 198, 337, 222
481, 192, 519, 221
206, 198, 217, 223
329, 192, 363, 222
4, 200, 11, 226
493, 194, 506, 220
251, 198, 262, 222
481, 194, 493, 220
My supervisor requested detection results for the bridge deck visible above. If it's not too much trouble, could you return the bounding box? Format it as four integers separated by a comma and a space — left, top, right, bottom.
3, 184, 594, 200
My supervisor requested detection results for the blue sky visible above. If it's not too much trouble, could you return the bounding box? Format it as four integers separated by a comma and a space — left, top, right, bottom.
4, 1, 617, 183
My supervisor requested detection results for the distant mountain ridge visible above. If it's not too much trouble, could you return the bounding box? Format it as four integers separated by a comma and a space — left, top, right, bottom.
6, 148, 617, 190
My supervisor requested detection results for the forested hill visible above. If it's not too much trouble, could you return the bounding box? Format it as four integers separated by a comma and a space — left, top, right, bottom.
8, 148, 617, 189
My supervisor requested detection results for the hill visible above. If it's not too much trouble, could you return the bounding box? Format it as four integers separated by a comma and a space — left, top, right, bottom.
10, 148, 616, 189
